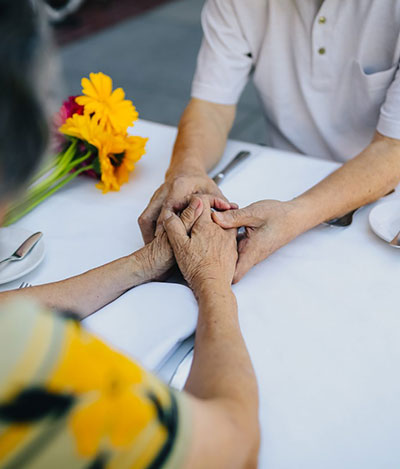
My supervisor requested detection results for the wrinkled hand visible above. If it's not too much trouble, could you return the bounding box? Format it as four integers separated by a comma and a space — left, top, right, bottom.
135, 197, 204, 282
212, 199, 300, 283
163, 196, 238, 295
138, 171, 237, 244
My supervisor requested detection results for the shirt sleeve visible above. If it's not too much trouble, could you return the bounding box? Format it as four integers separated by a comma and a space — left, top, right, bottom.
377, 65, 400, 138
0, 299, 191, 469
191, 0, 253, 105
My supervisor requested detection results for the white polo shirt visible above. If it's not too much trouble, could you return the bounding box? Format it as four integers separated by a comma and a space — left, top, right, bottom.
191, 0, 400, 162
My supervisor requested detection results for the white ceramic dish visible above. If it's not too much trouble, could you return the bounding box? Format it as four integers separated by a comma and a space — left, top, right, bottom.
0, 227, 45, 284
369, 200, 400, 248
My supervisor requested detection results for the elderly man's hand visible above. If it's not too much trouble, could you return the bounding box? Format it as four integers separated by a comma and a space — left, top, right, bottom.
212, 199, 301, 283
138, 171, 237, 244
163, 196, 238, 296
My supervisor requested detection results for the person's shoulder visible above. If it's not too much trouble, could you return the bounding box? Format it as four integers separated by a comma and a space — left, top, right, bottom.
204, 0, 268, 36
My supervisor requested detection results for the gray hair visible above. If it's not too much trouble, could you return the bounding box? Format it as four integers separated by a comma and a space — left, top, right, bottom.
0, 0, 49, 199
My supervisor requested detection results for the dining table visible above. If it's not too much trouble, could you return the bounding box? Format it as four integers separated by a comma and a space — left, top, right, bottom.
1, 119, 399, 469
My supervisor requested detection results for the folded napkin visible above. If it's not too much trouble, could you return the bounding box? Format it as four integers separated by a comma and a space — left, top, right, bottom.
83, 282, 198, 371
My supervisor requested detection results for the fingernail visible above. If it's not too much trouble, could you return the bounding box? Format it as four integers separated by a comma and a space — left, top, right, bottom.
213, 212, 222, 220
191, 197, 201, 209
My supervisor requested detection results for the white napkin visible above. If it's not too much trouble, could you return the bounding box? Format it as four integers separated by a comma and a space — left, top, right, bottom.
83, 282, 198, 370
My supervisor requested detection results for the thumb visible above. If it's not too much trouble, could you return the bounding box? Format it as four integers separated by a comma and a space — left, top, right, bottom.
180, 197, 204, 232
233, 238, 261, 284
163, 213, 188, 251
212, 207, 256, 229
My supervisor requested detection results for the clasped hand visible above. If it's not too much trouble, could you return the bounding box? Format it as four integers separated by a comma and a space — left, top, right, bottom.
138, 196, 238, 293
139, 171, 301, 285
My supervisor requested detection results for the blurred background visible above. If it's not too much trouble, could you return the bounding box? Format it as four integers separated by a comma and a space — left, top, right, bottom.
48, 0, 266, 143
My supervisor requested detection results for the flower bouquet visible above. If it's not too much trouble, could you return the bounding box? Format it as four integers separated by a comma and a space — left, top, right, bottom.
5, 72, 147, 226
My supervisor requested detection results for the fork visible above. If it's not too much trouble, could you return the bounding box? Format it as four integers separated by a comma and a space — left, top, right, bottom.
19, 282, 32, 289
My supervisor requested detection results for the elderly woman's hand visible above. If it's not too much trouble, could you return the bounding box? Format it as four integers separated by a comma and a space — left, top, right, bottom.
135, 197, 204, 282
163, 196, 238, 296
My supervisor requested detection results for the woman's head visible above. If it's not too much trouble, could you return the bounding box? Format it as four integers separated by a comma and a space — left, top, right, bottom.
0, 0, 48, 200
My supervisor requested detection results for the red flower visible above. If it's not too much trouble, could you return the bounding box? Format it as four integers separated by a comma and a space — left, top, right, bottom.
52, 97, 85, 152
63, 96, 84, 119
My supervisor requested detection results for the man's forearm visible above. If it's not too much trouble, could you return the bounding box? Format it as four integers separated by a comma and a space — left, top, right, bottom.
291, 132, 400, 233
166, 98, 236, 178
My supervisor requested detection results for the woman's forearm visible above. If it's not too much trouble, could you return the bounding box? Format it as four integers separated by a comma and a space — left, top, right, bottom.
0, 247, 153, 319
185, 282, 259, 430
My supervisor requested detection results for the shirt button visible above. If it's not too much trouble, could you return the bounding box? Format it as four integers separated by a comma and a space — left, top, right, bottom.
318, 16, 327, 24
318, 47, 326, 55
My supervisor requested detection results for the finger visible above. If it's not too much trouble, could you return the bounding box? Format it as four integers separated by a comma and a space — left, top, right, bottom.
210, 196, 232, 211
212, 207, 257, 229
154, 194, 194, 237
232, 237, 261, 284
163, 213, 189, 251
180, 197, 204, 232
192, 196, 214, 229
154, 195, 191, 237
154, 221, 165, 238
138, 188, 166, 244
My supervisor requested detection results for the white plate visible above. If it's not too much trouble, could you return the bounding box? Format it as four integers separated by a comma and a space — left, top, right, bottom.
369, 200, 400, 248
0, 227, 45, 284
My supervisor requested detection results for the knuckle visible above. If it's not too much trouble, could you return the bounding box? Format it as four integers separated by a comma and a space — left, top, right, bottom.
138, 213, 149, 225
230, 210, 240, 220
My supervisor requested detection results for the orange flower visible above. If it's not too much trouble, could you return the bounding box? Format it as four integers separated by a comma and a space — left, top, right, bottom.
76, 72, 138, 133
47, 322, 155, 457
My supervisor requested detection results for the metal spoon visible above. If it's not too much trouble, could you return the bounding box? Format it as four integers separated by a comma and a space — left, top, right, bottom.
0, 232, 43, 269
324, 209, 358, 227
325, 190, 396, 227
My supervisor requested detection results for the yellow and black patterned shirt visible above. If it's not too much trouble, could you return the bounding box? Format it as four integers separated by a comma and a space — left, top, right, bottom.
0, 299, 191, 469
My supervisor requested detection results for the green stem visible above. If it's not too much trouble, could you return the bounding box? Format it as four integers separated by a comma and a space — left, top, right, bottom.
4, 164, 94, 226
65, 151, 92, 173
9, 154, 92, 217
10, 148, 91, 215
28, 153, 62, 186
29, 141, 78, 197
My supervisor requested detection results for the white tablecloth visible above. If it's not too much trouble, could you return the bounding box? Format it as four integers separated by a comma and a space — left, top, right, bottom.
1, 120, 399, 469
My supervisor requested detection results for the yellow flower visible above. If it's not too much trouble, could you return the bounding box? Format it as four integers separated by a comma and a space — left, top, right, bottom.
76, 72, 138, 133
47, 322, 155, 457
60, 113, 124, 192
60, 113, 147, 193
115, 135, 148, 186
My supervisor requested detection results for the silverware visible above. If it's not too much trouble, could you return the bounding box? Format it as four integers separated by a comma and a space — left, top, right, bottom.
325, 190, 396, 227
389, 229, 400, 246
324, 209, 358, 227
155, 334, 195, 386
170, 347, 194, 389
213, 151, 251, 185
19, 282, 32, 289
0, 232, 43, 269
